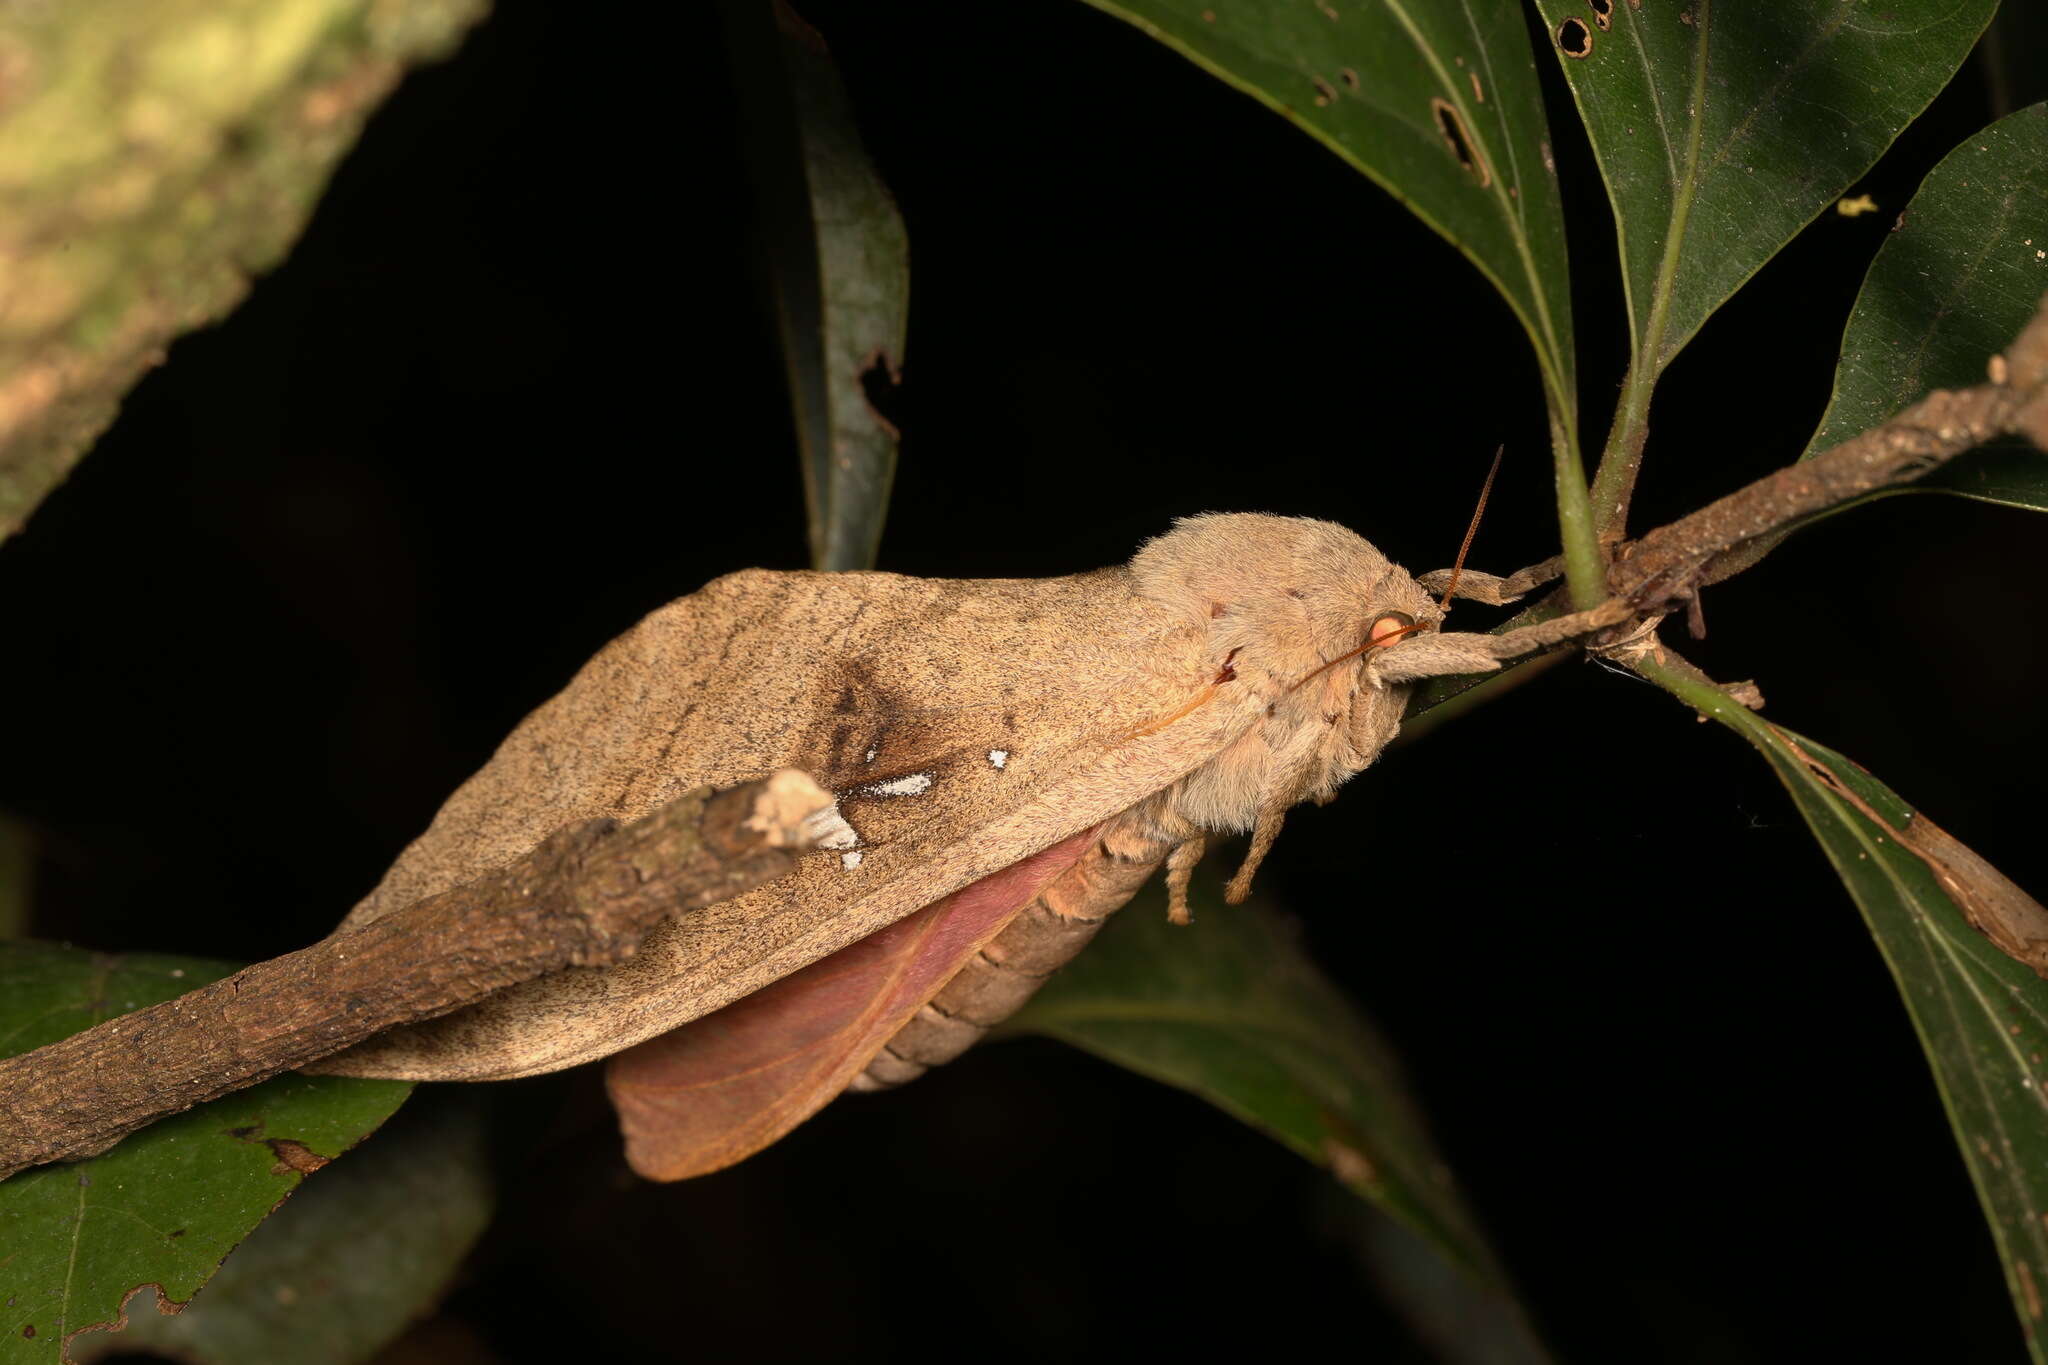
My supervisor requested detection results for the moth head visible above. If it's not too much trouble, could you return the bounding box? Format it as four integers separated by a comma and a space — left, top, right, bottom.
1130, 512, 1443, 693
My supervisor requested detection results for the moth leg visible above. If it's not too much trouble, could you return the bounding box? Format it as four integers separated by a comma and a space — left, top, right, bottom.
1224, 802, 1287, 905
1415, 555, 1563, 606
1165, 837, 1206, 925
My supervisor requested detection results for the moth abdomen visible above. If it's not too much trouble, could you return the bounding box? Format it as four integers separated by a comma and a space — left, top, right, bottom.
849, 814, 1174, 1091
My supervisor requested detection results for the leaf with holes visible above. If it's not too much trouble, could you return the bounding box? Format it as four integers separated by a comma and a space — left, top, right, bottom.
1531, 0, 1997, 502
0, 943, 411, 1364
1803, 102, 2048, 512
1650, 668, 2048, 1363
726, 0, 910, 573
1071, 0, 1576, 437
72, 1091, 494, 1365
1008, 879, 1543, 1348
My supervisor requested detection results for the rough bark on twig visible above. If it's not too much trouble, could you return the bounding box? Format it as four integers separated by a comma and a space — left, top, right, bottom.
0, 771, 831, 1182
1417, 298, 2048, 722
1611, 292, 2048, 611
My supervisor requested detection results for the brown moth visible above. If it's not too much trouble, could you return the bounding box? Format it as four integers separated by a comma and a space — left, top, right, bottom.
318, 513, 1618, 1179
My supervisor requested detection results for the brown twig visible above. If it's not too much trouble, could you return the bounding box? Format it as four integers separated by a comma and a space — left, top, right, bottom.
10, 301, 2048, 1183
0, 771, 831, 1181
1418, 296, 2048, 720
1612, 292, 2048, 611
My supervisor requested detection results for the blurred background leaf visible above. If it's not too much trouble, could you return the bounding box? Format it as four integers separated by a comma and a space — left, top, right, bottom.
0, 0, 486, 543
723, 0, 909, 572
0, 943, 411, 1362
1011, 879, 1548, 1361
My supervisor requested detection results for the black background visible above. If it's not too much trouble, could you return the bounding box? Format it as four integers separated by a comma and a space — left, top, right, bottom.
5, 2, 2045, 1361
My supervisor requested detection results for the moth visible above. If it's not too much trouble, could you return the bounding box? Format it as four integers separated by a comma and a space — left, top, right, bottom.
319, 512, 1617, 1179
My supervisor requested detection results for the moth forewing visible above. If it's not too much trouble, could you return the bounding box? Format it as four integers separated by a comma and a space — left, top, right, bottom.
316, 563, 1268, 1081
318, 513, 1553, 1181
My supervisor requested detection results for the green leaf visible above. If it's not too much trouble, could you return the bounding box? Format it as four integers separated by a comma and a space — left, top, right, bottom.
1009, 879, 1542, 1346
1534, 0, 1998, 514
727, 1, 910, 573
1071, 0, 1576, 431
0, 943, 411, 1363
74, 1090, 493, 1365
1804, 102, 2048, 511
1539, 0, 1994, 372
1647, 664, 2048, 1364
0, 0, 487, 543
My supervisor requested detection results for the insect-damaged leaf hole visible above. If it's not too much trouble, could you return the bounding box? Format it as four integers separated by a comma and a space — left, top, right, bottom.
858, 347, 905, 437
1556, 17, 1594, 56
1429, 99, 1490, 188
1588, 0, 1613, 30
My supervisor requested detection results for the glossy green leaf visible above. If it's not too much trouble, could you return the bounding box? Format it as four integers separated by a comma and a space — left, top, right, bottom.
1009, 879, 1542, 1346
726, 2, 910, 573
1533, 0, 1997, 513
74, 1090, 493, 1365
0, 943, 411, 1363
1804, 103, 2048, 511
1649, 665, 2048, 1364
1537, 0, 1994, 373
1073, 0, 1576, 429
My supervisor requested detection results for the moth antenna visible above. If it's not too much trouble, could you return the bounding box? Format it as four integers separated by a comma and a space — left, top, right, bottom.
1437, 445, 1504, 613
1165, 837, 1206, 925
1225, 803, 1288, 904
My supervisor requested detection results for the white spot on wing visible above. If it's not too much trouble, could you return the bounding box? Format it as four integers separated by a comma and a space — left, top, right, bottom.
802, 803, 859, 851
841, 850, 863, 869
988, 749, 1009, 769
864, 747, 876, 764
859, 772, 934, 798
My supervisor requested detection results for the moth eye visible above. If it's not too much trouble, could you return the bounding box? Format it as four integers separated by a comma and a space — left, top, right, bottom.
1368, 612, 1416, 645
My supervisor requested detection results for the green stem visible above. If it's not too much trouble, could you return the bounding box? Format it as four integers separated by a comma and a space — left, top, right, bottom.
1586, 0, 1714, 534
1548, 399, 1606, 609
1589, 358, 1656, 530
1631, 652, 1754, 735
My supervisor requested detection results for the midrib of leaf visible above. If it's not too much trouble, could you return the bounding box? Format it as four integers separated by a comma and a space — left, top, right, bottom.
1782, 745, 2048, 1340
52, 951, 119, 1338
45, 957, 120, 1342
59, 1175, 87, 1342
1592, 0, 1713, 527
